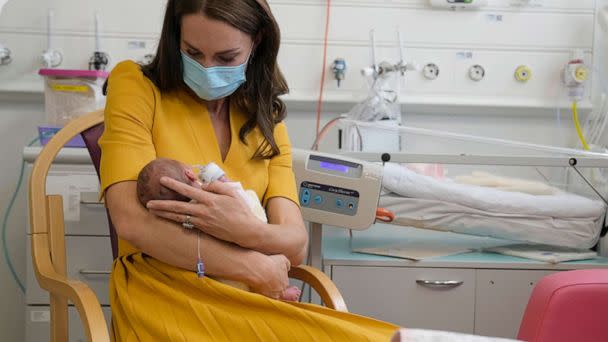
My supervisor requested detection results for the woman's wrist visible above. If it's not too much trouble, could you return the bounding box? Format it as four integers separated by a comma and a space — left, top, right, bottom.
234, 219, 265, 250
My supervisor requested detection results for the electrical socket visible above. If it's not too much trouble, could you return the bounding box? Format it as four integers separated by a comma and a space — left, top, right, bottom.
468, 64, 485, 82
423, 63, 440, 80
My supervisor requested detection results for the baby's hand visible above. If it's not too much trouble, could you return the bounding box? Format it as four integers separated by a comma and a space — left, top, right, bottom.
249, 254, 301, 301
249, 254, 290, 300
263, 255, 300, 302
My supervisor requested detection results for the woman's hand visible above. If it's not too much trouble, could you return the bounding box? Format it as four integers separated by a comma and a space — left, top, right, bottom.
248, 254, 291, 300
146, 177, 261, 246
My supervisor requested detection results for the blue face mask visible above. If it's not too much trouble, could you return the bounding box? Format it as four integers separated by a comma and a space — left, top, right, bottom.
181, 50, 251, 101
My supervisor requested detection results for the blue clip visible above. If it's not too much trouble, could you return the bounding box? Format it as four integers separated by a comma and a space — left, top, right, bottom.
196, 258, 205, 278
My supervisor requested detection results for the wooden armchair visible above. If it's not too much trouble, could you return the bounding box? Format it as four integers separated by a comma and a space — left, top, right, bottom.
29, 110, 347, 342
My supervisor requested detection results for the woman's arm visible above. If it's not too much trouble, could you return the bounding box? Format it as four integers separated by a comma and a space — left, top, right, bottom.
251, 196, 308, 265
106, 181, 291, 295
146, 178, 308, 266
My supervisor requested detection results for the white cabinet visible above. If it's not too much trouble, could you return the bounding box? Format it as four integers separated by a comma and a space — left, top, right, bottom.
328, 265, 584, 338
25, 306, 112, 342
475, 270, 556, 338
332, 266, 476, 333
324, 225, 608, 339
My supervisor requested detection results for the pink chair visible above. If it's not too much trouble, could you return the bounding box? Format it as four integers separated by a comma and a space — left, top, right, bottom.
518, 269, 608, 342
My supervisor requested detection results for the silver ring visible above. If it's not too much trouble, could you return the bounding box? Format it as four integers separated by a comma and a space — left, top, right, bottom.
182, 215, 194, 229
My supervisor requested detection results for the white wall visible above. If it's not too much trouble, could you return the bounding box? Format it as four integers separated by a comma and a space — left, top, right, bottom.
1, 0, 607, 341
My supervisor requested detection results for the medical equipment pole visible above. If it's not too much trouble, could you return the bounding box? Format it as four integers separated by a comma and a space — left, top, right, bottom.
309, 222, 323, 271
307, 222, 324, 305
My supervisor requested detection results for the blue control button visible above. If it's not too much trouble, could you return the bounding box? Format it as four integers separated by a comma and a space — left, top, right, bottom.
314, 195, 323, 204
301, 189, 311, 206
348, 202, 356, 210
336, 199, 344, 208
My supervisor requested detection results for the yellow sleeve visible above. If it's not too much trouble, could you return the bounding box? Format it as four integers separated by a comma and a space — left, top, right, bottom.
262, 122, 300, 207
99, 61, 157, 196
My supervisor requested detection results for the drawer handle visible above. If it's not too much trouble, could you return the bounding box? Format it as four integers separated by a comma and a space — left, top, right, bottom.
416, 280, 463, 288
79, 269, 111, 276
81, 200, 104, 206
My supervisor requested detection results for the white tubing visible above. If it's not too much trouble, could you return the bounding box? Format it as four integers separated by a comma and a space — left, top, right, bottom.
341, 119, 608, 157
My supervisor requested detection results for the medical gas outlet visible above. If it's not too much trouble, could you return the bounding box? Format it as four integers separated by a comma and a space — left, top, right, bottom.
469, 65, 485, 82
0, 43, 11, 66
138, 54, 155, 65
514, 65, 532, 83
563, 50, 589, 102
363, 61, 418, 78
331, 58, 347, 87
423, 63, 440, 80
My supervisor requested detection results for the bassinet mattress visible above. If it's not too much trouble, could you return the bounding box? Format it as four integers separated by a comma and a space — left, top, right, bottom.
380, 164, 606, 248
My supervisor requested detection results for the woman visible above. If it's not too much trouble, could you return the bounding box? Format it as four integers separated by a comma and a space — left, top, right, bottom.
100, 0, 399, 340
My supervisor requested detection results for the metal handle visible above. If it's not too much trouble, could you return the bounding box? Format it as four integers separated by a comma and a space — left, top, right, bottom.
416, 280, 463, 288
79, 269, 111, 276
80, 200, 104, 205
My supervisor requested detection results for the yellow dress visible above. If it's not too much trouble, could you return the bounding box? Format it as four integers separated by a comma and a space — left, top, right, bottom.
99, 61, 399, 341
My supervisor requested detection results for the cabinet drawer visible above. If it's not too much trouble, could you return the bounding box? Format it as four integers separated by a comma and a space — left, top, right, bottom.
43, 170, 108, 236
475, 270, 557, 339
26, 236, 113, 305
331, 266, 475, 333
65, 198, 109, 236
25, 305, 111, 342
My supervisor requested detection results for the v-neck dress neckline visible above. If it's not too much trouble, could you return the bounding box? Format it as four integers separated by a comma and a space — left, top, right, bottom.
184, 95, 236, 166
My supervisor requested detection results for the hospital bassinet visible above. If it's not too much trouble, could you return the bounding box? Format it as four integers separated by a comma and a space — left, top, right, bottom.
339, 119, 608, 251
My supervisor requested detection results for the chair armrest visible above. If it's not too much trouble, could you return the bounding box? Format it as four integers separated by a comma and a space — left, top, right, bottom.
38, 274, 110, 342
288, 265, 348, 312
37, 273, 110, 342
32, 234, 110, 342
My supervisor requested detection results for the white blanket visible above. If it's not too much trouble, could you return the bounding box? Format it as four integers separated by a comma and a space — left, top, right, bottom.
383, 163, 606, 219
381, 163, 606, 248
380, 195, 602, 249
395, 329, 519, 342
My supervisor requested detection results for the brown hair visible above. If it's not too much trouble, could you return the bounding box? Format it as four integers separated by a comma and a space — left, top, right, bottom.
136, 158, 191, 206
142, 0, 288, 159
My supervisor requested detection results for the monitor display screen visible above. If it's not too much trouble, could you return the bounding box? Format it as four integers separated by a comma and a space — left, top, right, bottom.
319, 161, 349, 173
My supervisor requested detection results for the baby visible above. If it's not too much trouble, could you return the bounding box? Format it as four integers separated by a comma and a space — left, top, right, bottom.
137, 158, 301, 301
